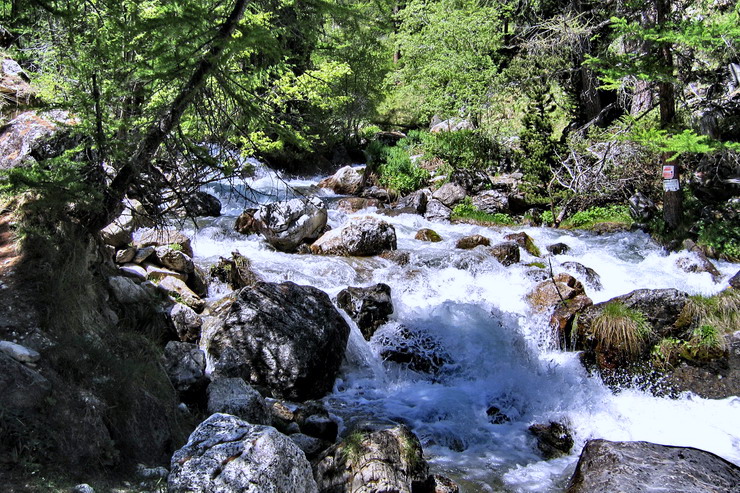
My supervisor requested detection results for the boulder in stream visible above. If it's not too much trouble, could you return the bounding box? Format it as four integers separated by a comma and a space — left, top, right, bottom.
203, 281, 350, 400
528, 421, 574, 459
415, 228, 442, 242
504, 232, 541, 257
567, 439, 740, 493
456, 234, 490, 250
319, 165, 364, 195
337, 283, 394, 340
311, 216, 396, 256
169, 413, 318, 493
255, 197, 327, 252
181, 191, 221, 217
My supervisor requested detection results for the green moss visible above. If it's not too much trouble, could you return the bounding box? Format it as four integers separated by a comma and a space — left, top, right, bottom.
527, 262, 546, 269
560, 205, 633, 230
451, 198, 516, 225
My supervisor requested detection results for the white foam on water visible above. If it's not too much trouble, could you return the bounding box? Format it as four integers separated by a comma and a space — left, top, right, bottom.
186, 176, 740, 492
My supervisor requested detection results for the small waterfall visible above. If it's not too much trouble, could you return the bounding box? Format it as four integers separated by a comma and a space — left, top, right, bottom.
186, 168, 740, 492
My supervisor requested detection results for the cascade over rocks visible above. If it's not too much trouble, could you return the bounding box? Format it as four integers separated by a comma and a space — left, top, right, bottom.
560, 261, 603, 290
169, 413, 318, 493
567, 439, 740, 493
311, 216, 397, 256
255, 197, 327, 252
527, 273, 586, 313
314, 424, 434, 493
528, 422, 574, 460
318, 165, 363, 195
203, 281, 350, 400
375, 325, 452, 374
337, 283, 394, 340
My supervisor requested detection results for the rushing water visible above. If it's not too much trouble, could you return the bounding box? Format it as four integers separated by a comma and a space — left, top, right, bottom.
187, 167, 740, 492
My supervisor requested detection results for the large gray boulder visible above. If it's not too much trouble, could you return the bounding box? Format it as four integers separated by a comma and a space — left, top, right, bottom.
203, 281, 350, 400
424, 199, 452, 222
314, 424, 432, 493
318, 166, 363, 195
395, 189, 429, 215
169, 413, 318, 493
337, 283, 394, 340
255, 197, 327, 252
207, 377, 271, 425
567, 439, 740, 493
432, 182, 466, 208
311, 216, 396, 256
0, 110, 77, 170
471, 190, 509, 214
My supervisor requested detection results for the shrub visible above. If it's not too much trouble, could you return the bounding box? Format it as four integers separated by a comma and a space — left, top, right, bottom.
681, 324, 727, 361
423, 130, 499, 170
651, 337, 683, 370
560, 205, 632, 230
696, 220, 740, 262
592, 301, 651, 360
451, 197, 515, 225
378, 146, 429, 195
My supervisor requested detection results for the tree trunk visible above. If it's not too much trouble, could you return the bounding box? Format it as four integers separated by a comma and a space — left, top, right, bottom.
85, 0, 249, 232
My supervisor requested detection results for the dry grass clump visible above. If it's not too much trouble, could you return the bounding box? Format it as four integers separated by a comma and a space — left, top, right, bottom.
592, 301, 651, 360
679, 289, 739, 335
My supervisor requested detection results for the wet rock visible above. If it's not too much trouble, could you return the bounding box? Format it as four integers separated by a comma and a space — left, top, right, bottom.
528, 422, 573, 459
314, 424, 430, 493
155, 246, 194, 273
432, 182, 467, 207
319, 165, 364, 195
0, 110, 77, 170
380, 249, 410, 265
424, 199, 452, 222
504, 232, 541, 257
486, 406, 511, 424
676, 246, 722, 283
0, 340, 40, 363
337, 283, 394, 340
156, 276, 205, 312
255, 197, 327, 252
181, 191, 221, 217
731, 270, 740, 289
561, 261, 603, 290
376, 325, 452, 374
547, 243, 570, 255
207, 377, 271, 425
234, 208, 260, 235
415, 228, 442, 242
0, 350, 51, 411
628, 192, 657, 222
527, 273, 585, 312
396, 189, 428, 214
203, 281, 350, 400
136, 229, 193, 258
455, 234, 490, 250
489, 241, 520, 266
209, 251, 261, 290
169, 413, 318, 493
471, 190, 509, 214
551, 294, 593, 350
163, 341, 207, 397
311, 216, 397, 256
169, 302, 203, 341
337, 197, 382, 213
567, 439, 740, 493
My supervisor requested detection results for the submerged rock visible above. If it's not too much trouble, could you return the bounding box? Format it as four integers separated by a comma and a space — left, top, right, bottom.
527, 273, 585, 312
547, 242, 570, 255
169, 413, 318, 493
489, 241, 520, 266
528, 422, 574, 459
375, 325, 452, 374
567, 439, 740, 493
234, 208, 260, 235
204, 281, 350, 400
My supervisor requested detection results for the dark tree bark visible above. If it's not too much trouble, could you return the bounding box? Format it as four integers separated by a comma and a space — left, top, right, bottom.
85, 0, 249, 232
656, 0, 682, 228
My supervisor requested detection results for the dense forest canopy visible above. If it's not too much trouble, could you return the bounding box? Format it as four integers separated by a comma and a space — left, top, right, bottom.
1, 0, 739, 255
